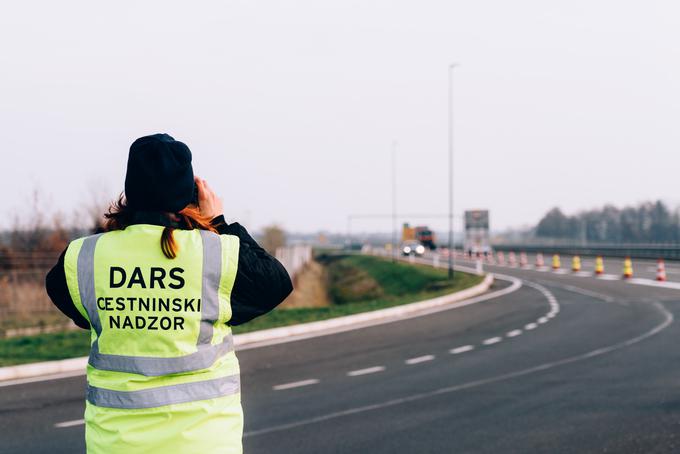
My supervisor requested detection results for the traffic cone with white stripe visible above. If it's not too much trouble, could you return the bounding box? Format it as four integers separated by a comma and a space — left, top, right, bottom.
656, 259, 667, 282
594, 256, 604, 275
535, 252, 544, 268
497, 251, 505, 265
519, 252, 528, 268
508, 251, 517, 267
571, 255, 581, 272
552, 254, 561, 270
622, 257, 633, 279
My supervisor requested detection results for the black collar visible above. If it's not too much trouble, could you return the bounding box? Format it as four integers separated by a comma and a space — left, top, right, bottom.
129, 211, 183, 229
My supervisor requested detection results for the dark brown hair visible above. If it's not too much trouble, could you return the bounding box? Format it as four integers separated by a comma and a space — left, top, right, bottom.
104, 194, 217, 259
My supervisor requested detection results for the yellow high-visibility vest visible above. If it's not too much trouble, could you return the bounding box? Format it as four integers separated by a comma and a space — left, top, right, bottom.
64, 224, 242, 454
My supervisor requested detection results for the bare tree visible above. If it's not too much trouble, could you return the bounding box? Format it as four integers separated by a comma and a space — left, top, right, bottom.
261, 225, 286, 254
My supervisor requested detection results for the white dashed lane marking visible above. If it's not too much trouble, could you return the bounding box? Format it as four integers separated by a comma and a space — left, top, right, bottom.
273, 379, 320, 390
525, 323, 538, 330
347, 366, 386, 377
54, 419, 84, 428
450, 345, 475, 355
482, 337, 502, 346
405, 355, 435, 365
506, 329, 522, 337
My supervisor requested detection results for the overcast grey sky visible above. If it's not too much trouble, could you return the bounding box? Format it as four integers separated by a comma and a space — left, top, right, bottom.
1, 1, 679, 233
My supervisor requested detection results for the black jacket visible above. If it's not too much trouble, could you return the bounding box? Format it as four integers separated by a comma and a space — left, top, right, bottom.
45, 215, 293, 329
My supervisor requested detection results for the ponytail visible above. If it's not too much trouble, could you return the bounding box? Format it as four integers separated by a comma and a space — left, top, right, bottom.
161, 227, 178, 259
159, 205, 218, 259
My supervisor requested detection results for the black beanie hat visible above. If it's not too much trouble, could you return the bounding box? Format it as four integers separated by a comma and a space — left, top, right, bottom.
124, 133, 195, 212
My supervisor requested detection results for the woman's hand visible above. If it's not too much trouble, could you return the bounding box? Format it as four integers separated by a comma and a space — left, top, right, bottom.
195, 177, 224, 219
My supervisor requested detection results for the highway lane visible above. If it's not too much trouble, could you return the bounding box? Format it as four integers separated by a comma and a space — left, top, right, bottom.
241, 260, 679, 453
2, 257, 680, 453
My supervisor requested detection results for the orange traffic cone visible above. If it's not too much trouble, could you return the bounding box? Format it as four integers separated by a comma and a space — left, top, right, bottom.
535, 252, 544, 268
552, 254, 561, 270
622, 257, 633, 279
508, 252, 517, 267
497, 251, 505, 265
486, 252, 495, 264
594, 256, 604, 275
571, 255, 581, 272
656, 259, 667, 282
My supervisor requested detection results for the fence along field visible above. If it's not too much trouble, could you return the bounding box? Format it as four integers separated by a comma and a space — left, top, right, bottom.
0, 242, 314, 338
0, 249, 75, 337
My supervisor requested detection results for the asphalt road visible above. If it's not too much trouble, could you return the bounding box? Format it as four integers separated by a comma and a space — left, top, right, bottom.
3, 256, 680, 453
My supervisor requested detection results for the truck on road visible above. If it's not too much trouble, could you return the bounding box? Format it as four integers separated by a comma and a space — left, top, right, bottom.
402, 223, 437, 250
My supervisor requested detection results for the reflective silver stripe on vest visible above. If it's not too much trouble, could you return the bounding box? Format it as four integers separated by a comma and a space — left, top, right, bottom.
198, 230, 222, 345
76, 230, 232, 377
88, 334, 234, 376
77, 234, 104, 336
87, 374, 240, 409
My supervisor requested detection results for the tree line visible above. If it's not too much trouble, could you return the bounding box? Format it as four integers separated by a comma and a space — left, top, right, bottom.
535, 201, 680, 243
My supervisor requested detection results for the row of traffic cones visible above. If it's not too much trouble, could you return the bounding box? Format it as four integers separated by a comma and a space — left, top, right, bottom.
489, 251, 669, 281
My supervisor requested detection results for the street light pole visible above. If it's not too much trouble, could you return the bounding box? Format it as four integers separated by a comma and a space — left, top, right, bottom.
391, 141, 397, 263
448, 63, 459, 280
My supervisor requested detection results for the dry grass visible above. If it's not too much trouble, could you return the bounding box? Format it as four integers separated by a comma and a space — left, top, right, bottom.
279, 261, 331, 309
0, 270, 66, 334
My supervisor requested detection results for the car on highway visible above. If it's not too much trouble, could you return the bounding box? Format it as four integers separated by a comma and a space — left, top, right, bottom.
402, 241, 426, 256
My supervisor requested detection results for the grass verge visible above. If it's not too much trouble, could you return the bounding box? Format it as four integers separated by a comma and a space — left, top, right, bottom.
0, 254, 483, 366
0, 330, 90, 367
232, 254, 482, 334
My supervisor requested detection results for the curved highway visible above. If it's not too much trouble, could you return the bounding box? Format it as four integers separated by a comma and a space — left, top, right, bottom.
2, 255, 680, 453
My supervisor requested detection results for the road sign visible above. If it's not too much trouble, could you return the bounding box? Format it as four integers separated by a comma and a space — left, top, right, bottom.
464, 210, 490, 254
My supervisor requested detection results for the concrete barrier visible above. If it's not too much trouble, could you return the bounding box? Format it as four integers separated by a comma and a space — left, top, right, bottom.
234, 273, 493, 350
275, 245, 312, 279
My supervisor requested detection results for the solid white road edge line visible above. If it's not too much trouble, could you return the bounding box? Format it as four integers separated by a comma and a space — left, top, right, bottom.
0, 369, 87, 388
244, 302, 673, 438
628, 278, 680, 290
